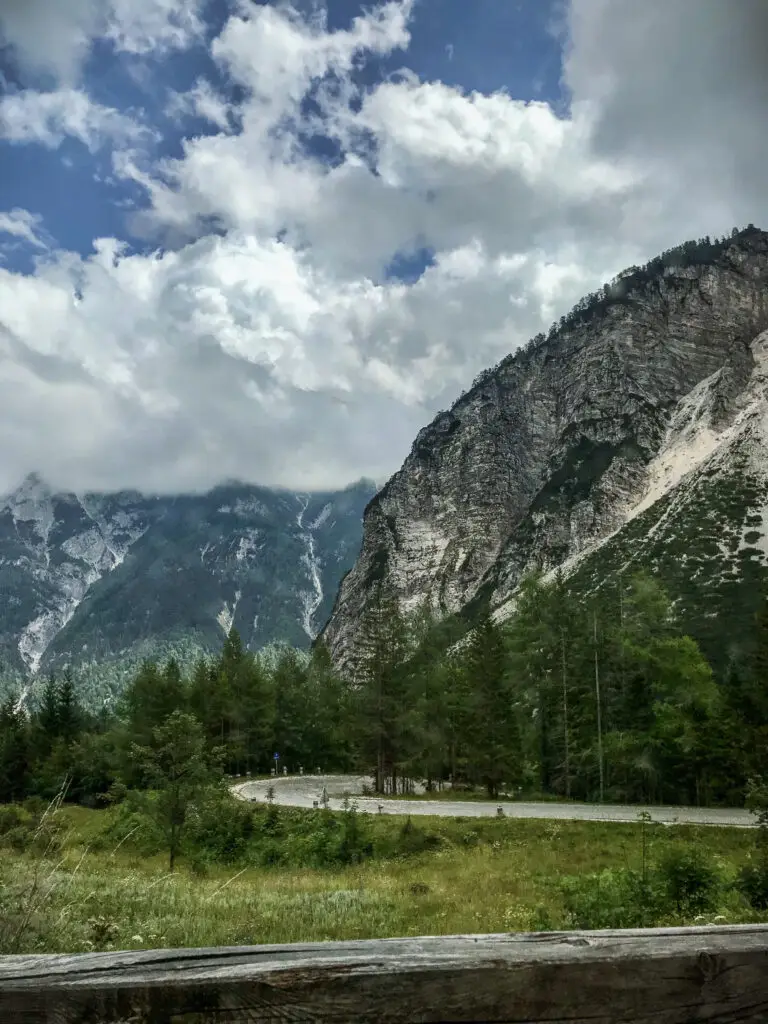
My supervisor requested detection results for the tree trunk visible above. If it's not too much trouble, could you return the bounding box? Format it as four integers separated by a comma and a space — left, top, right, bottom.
593, 612, 605, 804
561, 633, 571, 799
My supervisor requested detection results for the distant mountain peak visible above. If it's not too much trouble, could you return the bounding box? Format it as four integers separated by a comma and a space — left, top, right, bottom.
0, 478, 376, 703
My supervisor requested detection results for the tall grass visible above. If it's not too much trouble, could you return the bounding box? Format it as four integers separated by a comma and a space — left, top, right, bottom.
0, 797, 765, 955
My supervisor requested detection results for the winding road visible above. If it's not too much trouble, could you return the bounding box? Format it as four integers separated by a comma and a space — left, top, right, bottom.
231, 774, 756, 828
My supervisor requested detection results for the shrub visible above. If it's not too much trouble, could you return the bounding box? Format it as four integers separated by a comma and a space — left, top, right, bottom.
736, 858, 768, 910
657, 846, 720, 916
92, 797, 164, 858
0, 806, 25, 837
396, 817, 442, 856
337, 809, 373, 865
186, 793, 255, 865
560, 868, 653, 930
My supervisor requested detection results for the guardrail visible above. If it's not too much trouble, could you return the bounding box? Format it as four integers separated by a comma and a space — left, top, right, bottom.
1, 925, 767, 1023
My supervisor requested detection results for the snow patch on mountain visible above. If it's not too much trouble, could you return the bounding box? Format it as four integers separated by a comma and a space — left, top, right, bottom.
1, 486, 156, 672
233, 497, 269, 518
61, 528, 112, 570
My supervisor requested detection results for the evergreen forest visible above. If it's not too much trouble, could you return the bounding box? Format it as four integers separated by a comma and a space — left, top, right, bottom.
2, 571, 767, 812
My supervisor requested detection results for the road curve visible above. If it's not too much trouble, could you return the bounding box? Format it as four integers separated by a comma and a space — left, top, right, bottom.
231, 774, 756, 828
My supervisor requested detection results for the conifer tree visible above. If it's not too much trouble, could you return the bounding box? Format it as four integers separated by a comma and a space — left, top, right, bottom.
463, 611, 522, 798
56, 670, 81, 746
355, 586, 409, 793
0, 696, 30, 802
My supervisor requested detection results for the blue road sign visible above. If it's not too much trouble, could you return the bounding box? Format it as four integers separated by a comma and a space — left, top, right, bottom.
274, 753, 279, 759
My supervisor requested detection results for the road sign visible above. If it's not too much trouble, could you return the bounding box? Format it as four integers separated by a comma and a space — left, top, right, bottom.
274, 753, 279, 760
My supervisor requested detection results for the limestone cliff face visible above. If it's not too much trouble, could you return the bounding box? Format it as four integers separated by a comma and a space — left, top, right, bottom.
322, 228, 768, 669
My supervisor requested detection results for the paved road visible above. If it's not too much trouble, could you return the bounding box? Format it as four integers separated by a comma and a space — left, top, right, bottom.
231, 774, 756, 827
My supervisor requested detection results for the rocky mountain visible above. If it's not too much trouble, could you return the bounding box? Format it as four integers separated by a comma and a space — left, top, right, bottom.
322, 226, 768, 676
0, 475, 375, 697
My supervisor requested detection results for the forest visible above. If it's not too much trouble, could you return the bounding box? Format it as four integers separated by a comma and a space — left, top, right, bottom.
1, 570, 767, 813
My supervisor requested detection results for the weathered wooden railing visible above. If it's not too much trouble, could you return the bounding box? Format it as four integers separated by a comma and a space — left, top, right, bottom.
1, 926, 767, 1023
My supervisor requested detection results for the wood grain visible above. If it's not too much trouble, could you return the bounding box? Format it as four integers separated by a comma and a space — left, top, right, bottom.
1, 925, 767, 1023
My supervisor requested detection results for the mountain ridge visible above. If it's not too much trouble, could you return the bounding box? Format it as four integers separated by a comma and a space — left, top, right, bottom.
321, 226, 768, 673
0, 475, 376, 690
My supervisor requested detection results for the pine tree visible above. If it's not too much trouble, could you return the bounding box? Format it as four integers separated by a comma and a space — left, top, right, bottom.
0, 697, 30, 802
463, 611, 522, 798
57, 670, 81, 746
39, 673, 59, 740
355, 587, 409, 793
122, 659, 184, 748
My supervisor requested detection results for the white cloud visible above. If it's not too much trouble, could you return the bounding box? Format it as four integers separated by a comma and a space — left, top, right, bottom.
0, 0, 100, 85
166, 79, 234, 132
0, 224, 612, 495
0, 89, 147, 150
104, 0, 207, 56
0, 0, 208, 85
0, 0, 766, 497
0, 209, 48, 250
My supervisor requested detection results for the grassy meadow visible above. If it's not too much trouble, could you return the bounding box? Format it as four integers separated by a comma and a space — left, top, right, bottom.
1, 792, 766, 956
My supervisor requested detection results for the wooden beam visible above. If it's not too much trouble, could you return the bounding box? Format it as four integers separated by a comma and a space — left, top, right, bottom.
1, 925, 767, 1023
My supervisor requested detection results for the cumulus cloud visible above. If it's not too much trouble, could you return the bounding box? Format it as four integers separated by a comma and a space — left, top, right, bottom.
0, 0, 100, 85
0, 0, 766, 496
0, 228, 602, 495
0, 0, 208, 84
104, 0, 206, 56
165, 79, 234, 132
0, 88, 147, 150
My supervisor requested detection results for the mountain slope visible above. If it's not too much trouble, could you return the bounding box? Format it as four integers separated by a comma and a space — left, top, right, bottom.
321, 227, 768, 673
554, 329, 768, 676
0, 477, 375, 690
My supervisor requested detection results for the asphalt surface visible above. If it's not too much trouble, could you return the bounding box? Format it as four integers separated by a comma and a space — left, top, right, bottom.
231, 774, 756, 827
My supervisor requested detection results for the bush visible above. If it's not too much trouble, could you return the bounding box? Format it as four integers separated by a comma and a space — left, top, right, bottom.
560, 868, 654, 930
736, 858, 768, 910
337, 808, 373, 865
22, 796, 47, 818
0, 806, 25, 837
561, 844, 723, 930
657, 846, 720, 916
185, 793, 255, 865
92, 797, 164, 858
395, 817, 443, 856
2, 825, 33, 853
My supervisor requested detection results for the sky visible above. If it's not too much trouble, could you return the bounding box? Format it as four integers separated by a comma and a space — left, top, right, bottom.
0, 0, 766, 496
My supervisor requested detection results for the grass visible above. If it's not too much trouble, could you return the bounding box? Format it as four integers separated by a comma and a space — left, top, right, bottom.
1, 796, 766, 955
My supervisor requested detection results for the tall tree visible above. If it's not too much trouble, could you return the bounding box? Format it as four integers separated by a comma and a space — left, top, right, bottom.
131, 710, 222, 872
354, 586, 410, 793
57, 670, 82, 746
463, 611, 522, 798
0, 697, 30, 803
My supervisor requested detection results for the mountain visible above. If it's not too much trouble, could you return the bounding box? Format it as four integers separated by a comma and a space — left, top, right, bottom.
0, 475, 375, 698
322, 226, 768, 676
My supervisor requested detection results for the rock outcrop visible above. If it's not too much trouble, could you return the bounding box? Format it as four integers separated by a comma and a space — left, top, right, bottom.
321, 227, 768, 671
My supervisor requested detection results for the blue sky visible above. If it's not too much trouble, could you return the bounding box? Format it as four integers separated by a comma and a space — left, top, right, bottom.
1, 0, 564, 273
0, 0, 766, 494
